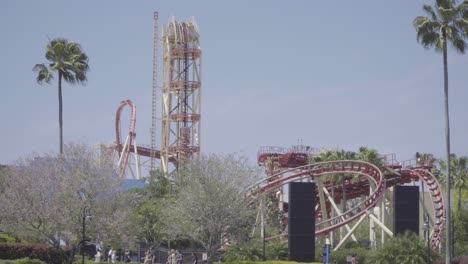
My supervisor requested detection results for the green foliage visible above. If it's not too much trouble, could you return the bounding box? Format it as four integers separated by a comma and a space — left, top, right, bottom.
366, 232, 439, 264
130, 169, 171, 245
223, 261, 322, 264
0, 164, 9, 193
265, 239, 288, 261
223, 240, 263, 262
0, 258, 46, 264
329, 247, 369, 264
0, 233, 17, 243
0, 243, 68, 264
454, 208, 468, 256
312, 147, 384, 167
433, 154, 468, 211
71, 260, 138, 264
223, 239, 288, 262
413, 0, 468, 53
33, 38, 90, 85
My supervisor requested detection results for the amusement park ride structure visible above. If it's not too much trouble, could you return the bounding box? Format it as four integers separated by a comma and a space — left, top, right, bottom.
113, 14, 201, 179
111, 12, 442, 250
251, 145, 445, 251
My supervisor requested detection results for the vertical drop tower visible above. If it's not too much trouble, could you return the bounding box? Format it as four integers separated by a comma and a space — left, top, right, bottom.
160, 17, 202, 176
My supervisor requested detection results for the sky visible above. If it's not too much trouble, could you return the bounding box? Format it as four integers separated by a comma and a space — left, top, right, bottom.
1, 0, 468, 167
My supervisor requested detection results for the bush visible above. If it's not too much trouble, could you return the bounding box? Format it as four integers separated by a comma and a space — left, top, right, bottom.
367, 232, 439, 264
329, 247, 369, 264
0, 234, 16, 243
224, 261, 321, 264
0, 243, 68, 264
0, 258, 46, 264
433, 256, 468, 264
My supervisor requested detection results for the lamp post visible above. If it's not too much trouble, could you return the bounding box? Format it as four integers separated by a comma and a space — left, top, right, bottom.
82, 206, 91, 264
423, 214, 430, 264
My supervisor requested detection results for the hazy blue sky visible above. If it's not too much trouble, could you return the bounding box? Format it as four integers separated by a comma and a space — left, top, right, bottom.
1, 0, 467, 166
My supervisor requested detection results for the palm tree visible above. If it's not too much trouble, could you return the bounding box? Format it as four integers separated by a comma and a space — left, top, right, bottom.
33, 38, 90, 154
358, 147, 384, 167
437, 154, 468, 212
413, 1, 468, 261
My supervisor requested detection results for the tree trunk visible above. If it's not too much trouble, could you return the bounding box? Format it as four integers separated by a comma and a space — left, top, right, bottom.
458, 186, 461, 212
442, 29, 452, 264
58, 70, 63, 155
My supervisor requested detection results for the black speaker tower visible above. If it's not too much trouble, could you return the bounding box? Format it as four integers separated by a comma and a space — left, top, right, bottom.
393, 185, 419, 235
288, 182, 316, 262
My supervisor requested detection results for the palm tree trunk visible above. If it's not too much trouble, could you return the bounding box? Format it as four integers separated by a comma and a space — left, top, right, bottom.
58, 70, 63, 155
458, 186, 461, 212
442, 29, 452, 264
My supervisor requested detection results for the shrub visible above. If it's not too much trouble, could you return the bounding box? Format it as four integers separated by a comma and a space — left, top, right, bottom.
433, 256, 468, 264
329, 247, 369, 264
0, 243, 68, 264
0, 258, 46, 264
367, 232, 439, 264
0, 234, 16, 243
224, 261, 321, 264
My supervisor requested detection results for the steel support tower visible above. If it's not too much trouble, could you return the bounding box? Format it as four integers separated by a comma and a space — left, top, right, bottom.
160, 17, 202, 177
150, 12, 159, 171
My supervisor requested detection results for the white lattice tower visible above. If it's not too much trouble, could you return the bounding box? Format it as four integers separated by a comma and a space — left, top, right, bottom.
150, 11, 159, 171
161, 17, 201, 177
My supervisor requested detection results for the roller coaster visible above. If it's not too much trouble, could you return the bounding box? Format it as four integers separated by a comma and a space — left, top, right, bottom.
109, 13, 443, 251
251, 145, 444, 250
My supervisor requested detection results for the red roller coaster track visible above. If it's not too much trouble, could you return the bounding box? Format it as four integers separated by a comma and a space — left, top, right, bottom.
253, 147, 445, 249
114, 99, 176, 178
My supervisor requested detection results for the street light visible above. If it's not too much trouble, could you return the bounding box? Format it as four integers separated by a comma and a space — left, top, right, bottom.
82, 206, 92, 264
423, 213, 430, 264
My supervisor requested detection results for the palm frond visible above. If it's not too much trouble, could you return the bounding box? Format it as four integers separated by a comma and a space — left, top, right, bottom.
436, 35, 446, 51
449, 31, 466, 53
455, 18, 468, 36
423, 4, 438, 21
455, 0, 468, 14
46, 38, 67, 64
436, 0, 454, 10
61, 70, 76, 84
413, 16, 430, 30
32, 63, 53, 84
438, 6, 458, 21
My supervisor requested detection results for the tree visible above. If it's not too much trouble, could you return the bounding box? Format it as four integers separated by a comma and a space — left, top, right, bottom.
33, 38, 90, 155
453, 208, 468, 256
413, 1, 468, 261
130, 170, 171, 245
164, 154, 261, 260
357, 147, 385, 167
367, 232, 439, 264
436, 154, 468, 212
0, 144, 134, 264
0, 164, 9, 194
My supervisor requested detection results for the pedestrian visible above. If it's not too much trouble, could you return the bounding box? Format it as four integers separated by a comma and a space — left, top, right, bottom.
171, 250, 177, 264
125, 250, 131, 263
144, 251, 152, 264
176, 251, 183, 264
111, 249, 116, 263
95, 249, 102, 263
167, 250, 175, 264
351, 254, 357, 264
191, 253, 198, 264
108, 248, 113, 263
218, 255, 222, 264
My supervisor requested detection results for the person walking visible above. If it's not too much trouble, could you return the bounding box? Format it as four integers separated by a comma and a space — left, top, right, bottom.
111, 249, 116, 263
107, 248, 113, 263
176, 251, 183, 264
191, 253, 198, 264
167, 250, 175, 264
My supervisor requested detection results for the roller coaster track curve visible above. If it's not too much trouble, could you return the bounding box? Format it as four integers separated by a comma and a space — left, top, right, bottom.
248, 161, 445, 249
